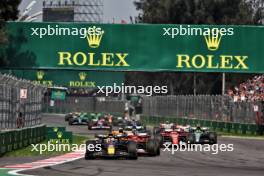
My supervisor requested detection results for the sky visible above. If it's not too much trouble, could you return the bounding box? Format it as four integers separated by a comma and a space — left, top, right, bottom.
18, 0, 140, 23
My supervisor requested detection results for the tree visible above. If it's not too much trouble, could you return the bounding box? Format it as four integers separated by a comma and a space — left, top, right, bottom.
0, 0, 21, 44
249, 0, 264, 24
127, 0, 262, 95
0, 0, 37, 68
0, 0, 21, 66
0, 28, 37, 68
135, 0, 259, 24
0, 0, 21, 21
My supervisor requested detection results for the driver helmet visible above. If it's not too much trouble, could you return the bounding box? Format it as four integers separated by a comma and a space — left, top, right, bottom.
107, 133, 115, 143
119, 128, 124, 133
196, 124, 201, 131
108, 133, 114, 137
132, 128, 137, 134
131, 119, 137, 126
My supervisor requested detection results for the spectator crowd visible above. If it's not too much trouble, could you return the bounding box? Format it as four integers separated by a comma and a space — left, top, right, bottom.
228, 75, 264, 102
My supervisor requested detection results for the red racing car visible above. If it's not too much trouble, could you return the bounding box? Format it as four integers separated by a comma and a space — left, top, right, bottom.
113, 127, 160, 156
153, 122, 190, 147
126, 129, 160, 156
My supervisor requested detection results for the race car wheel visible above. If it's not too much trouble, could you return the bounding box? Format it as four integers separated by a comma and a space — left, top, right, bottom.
153, 127, 160, 135
88, 122, 93, 130
154, 134, 163, 147
143, 125, 147, 130
109, 125, 113, 131
65, 115, 71, 121
85, 140, 96, 160
68, 118, 74, 126
112, 121, 118, 126
187, 134, 195, 144
157, 147, 160, 156
154, 139, 161, 156
146, 139, 158, 156
146, 130, 152, 135
209, 132, 217, 144
127, 141, 138, 159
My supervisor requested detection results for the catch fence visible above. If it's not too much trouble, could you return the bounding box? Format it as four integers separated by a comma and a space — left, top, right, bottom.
0, 73, 46, 130
142, 95, 261, 123
43, 96, 126, 115
43, 94, 261, 124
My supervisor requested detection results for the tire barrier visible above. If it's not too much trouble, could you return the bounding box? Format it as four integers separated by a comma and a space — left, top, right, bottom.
0, 124, 46, 156
141, 116, 259, 135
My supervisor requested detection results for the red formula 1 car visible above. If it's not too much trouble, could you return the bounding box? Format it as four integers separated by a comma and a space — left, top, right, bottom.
88, 117, 112, 130
113, 127, 160, 156
153, 122, 190, 147
126, 129, 160, 156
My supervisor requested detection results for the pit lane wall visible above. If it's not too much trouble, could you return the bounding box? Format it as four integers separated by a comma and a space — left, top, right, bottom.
0, 125, 46, 156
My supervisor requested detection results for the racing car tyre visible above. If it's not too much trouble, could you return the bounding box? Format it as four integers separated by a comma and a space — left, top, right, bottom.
112, 121, 118, 126
146, 130, 152, 135
65, 115, 70, 121
154, 134, 163, 147
187, 134, 195, 144
85, 140, 96, 160
127, 141, 138, 159
68, 118, 74, 126
109, 125, 113, 132
146, 139, 159, 156
209, 132, 217, 144
153, 127, 160, 135
154, 139, 161, 156
143, 125, 147, 130
88, 122, 94, 130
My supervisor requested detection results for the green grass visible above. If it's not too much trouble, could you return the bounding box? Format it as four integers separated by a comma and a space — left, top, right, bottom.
0, 168, 14, 176
4, 135, 88, 157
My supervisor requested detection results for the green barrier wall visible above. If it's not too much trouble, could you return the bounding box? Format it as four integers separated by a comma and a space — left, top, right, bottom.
141, 116, 258, 135
0, 125, 46, 157
0, 132, 6, 156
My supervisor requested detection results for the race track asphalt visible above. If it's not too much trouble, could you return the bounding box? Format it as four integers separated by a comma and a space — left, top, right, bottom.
22, 114, 264, 176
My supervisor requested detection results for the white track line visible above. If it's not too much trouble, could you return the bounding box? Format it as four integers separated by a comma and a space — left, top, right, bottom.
6, 149, 85, 176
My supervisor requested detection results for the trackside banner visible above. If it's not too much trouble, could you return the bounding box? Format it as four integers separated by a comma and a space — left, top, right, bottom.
0, 69, 124, 87
2, 22, 264, 73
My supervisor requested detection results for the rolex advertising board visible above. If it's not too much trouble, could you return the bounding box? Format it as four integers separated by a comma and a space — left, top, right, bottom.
51, 90, 66, 100
0, 69, 124, 87
2, 22, 264, 73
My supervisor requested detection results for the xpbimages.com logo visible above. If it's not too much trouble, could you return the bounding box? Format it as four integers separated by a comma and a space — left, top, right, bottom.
30, 25, 104, 39
162, 25, 234, 38
163, 143, 234, 155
